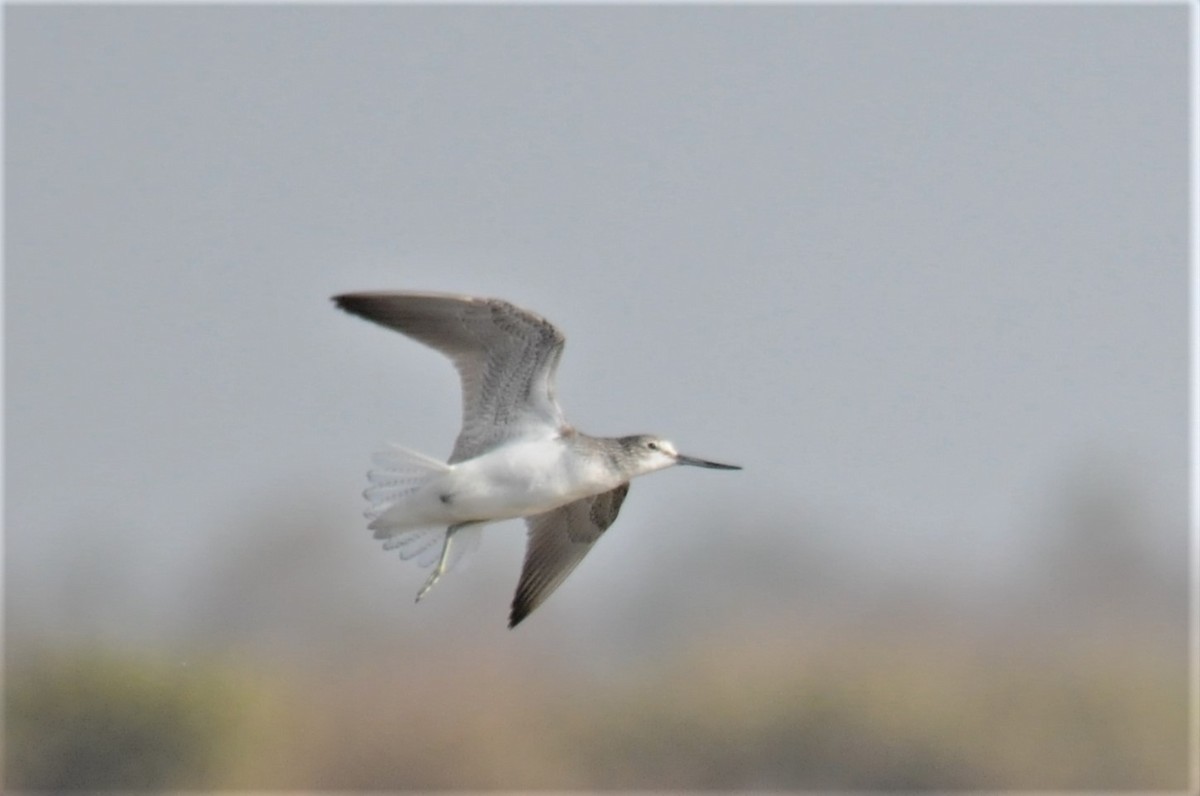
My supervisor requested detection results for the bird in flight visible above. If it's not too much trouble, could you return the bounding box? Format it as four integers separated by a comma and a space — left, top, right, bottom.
334, 291, 741, 627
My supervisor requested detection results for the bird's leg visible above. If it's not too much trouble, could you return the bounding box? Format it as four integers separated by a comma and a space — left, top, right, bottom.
416, 524, 463, 602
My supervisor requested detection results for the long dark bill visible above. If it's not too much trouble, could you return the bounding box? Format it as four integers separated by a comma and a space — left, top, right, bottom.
676, 454, 742, 470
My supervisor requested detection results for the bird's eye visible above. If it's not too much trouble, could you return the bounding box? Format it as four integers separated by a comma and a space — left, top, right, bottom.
647, 442, 658, 451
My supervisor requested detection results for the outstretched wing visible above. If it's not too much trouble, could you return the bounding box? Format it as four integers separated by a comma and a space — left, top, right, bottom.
509, 483, 630, 628
333, 291, 567, 462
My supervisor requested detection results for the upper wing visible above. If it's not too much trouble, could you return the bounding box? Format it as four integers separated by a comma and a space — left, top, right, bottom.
333, 291, 567, 462
509, 483, 630, 628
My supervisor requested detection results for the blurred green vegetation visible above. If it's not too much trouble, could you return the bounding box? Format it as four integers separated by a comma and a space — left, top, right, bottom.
571, 631, 1186, 789
6, 625, 1185, 789
6, 647, 280, 789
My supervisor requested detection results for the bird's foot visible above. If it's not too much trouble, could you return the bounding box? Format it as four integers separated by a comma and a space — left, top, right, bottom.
416, 570, 441, 602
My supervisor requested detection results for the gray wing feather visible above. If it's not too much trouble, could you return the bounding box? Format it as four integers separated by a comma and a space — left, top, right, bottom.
333, 291, 567, 462
509, 483, 630, 628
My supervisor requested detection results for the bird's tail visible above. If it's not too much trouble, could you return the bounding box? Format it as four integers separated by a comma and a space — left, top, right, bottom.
362, 444, 483, 587
363, 443, 450, 525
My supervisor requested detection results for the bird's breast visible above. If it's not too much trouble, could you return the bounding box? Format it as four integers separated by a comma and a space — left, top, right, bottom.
446, 438, 619, 520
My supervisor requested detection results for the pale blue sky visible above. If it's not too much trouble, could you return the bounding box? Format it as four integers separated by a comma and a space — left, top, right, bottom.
6, 5, 1188, 647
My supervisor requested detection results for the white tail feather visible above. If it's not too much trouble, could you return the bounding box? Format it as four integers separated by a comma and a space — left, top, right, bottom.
362, 444, 450, 522
382, 527, 446, 566
364, 444, 483, 579
378, 525, 484, 574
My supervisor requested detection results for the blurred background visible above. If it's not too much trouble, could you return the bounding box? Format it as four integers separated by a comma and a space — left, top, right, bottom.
4, 5, 1190, 790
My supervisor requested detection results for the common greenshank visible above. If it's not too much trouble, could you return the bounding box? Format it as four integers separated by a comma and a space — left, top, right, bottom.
334, 291, 741, 627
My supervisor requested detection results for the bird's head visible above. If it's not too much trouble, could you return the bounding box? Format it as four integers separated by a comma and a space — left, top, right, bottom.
618, 434, 742, 477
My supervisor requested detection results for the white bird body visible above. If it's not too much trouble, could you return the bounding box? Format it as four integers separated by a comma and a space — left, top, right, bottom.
369, 432, 631, 530
334, 290, 740, 627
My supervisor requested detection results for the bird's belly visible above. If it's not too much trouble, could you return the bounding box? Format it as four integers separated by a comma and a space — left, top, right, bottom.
441, 441, 612, 522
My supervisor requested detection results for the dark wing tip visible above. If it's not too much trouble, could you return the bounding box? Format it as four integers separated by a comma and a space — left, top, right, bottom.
507, 555, 552, 630
509, 576, 543, 628
331, 292, 372, 317
331, 292, 415, 330
508, 603, 530, 629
